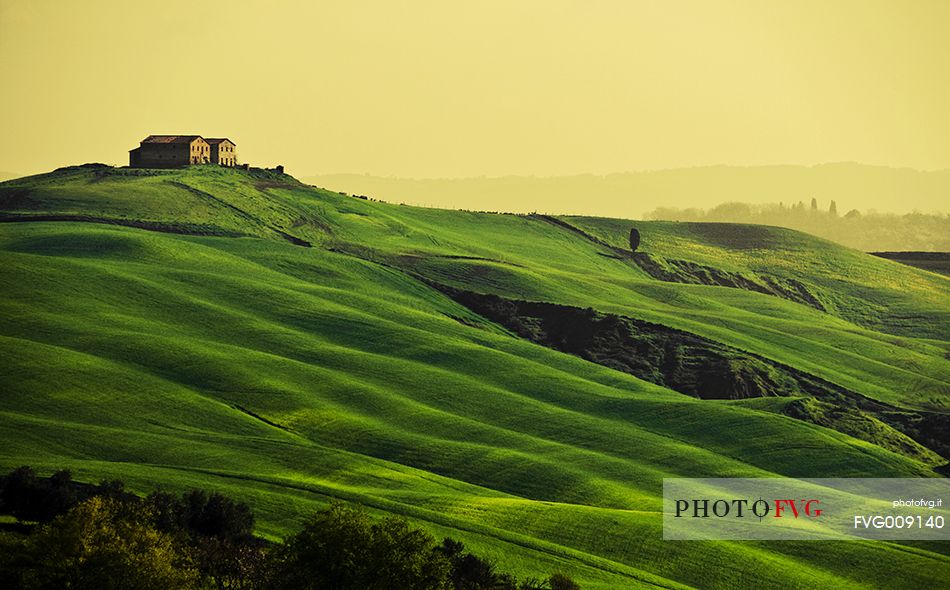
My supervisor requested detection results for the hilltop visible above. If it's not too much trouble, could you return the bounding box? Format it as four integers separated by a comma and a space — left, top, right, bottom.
1, 164, 948, 588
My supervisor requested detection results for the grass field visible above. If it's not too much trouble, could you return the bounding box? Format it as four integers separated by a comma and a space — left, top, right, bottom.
1, 165, 948, 588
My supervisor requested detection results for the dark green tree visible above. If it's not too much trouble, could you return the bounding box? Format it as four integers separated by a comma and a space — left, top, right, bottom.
0, 496, 197, 590
0, 466, 42, 522
145, 490, 187, 535
437, 537, 516, 589
629, 227, 641, 252
184, 490, 254, 540
192, 536, 269, 590
268, 502, 450, 590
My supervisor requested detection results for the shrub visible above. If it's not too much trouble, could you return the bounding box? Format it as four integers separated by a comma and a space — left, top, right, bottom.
549, 572, 582, 590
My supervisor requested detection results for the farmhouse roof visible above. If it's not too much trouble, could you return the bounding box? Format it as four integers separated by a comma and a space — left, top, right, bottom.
204, 138, 235, 145
141, 135, 205, 144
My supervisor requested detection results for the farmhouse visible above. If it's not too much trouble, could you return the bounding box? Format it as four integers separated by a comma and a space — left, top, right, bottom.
129, 135, 238, 168
205, 138, 237, 167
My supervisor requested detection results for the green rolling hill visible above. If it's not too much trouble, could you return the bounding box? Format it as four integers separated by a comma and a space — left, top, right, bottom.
1, 164, 948, 588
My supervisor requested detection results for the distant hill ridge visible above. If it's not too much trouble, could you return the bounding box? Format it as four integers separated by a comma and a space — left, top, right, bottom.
303, 163, 950, 218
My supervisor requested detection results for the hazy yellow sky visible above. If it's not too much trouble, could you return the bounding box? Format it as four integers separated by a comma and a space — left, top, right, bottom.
1, 0, 949, 177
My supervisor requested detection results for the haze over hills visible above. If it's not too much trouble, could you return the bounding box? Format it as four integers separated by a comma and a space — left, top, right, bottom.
303, 163, 950, 219
1, 164, 948, 588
